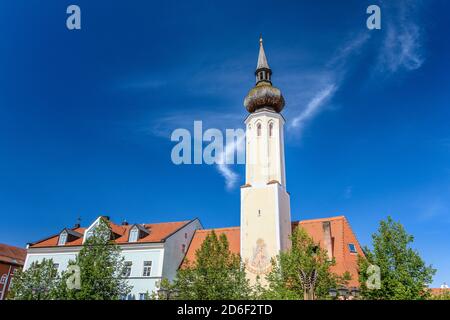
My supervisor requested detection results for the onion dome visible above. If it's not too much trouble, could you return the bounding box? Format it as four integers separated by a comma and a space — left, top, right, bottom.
244, 36, 285, 113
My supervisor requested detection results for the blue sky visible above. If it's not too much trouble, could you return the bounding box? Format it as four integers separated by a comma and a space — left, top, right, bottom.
1, 0, 449, 286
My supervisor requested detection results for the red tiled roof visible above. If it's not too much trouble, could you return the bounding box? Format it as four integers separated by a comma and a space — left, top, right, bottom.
183, 216, 363, 287
183, 227, 241, 266
30, 227, 86, 248
295, 216, 364, 287
30, 219, 192, 248
429, 288, 450, 296
0, 243, 27, 265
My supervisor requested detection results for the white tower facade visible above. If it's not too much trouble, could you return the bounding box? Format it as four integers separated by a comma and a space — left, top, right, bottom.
241, 37, 291, 283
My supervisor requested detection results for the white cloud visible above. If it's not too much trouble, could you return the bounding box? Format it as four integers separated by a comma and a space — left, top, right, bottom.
216, 164, 239, 191
344, 186, 353, 199
215, 130, 245, 191
146, 111, 244, 191
327, 33, 371, 70
380, 24, 424, 73
377, 0, 425, 74
286, 33, 370, 138
289, 84, 337, 133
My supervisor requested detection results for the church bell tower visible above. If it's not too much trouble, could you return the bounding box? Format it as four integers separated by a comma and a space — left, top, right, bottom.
241, 36, 292, 283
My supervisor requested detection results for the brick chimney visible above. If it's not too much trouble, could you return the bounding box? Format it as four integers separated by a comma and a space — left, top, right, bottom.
322, 221, 333, 261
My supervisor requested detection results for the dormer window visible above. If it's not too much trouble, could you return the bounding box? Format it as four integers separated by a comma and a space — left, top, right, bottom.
128, 224, 150, 243
58, 228, 82, 245
129, 227, 139, 242
58, 231, 68, 246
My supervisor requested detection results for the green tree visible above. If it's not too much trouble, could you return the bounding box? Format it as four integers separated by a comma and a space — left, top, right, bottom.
8, 258, 60, 300
173, 230, 251, 299
358, 216, 436, 300
152, 278, 178, 300
58, 218, 132, 300
262, 226, 344, 300
429, 290, 450, 300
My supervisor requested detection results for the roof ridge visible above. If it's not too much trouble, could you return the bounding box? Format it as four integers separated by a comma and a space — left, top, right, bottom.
143, 220, 191, 226
296, 215, 346, 224
196, 226, 240, 232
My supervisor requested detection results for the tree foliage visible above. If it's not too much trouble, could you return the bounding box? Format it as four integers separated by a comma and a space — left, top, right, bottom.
58, 218, 132, 299
429, 290, 450, 300
8, 258, 60, 300
12, 218, 132, 300
358, 216, 436, 300
262, 226, 346, 299
172, 230, 251, 299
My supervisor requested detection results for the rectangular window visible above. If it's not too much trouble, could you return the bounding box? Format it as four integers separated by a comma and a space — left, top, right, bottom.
139, 293, 146, 300
0, 274, 7, 284
181, 244, 186, 253
348, 243, 357, 253
142, 261, 152, 277
122, 261, 132, 277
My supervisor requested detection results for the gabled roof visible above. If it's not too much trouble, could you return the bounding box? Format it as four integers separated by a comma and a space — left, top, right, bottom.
30, 227, 87, 247
29, 218, 196, 248
182, 216, 363, 287
0, 243, 27, 265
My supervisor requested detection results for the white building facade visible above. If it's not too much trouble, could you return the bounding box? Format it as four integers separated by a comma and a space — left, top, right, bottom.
24, 216, 202, 299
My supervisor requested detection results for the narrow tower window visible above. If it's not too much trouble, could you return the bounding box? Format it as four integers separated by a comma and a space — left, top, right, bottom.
257, 123, 261, 136
269, 122, 273, 137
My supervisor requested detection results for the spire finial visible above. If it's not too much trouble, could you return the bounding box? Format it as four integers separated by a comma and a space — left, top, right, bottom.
259, 33, 263, 45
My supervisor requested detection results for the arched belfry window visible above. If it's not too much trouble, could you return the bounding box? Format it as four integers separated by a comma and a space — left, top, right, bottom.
257, 123, 262, 136
269, 122, 274, 137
